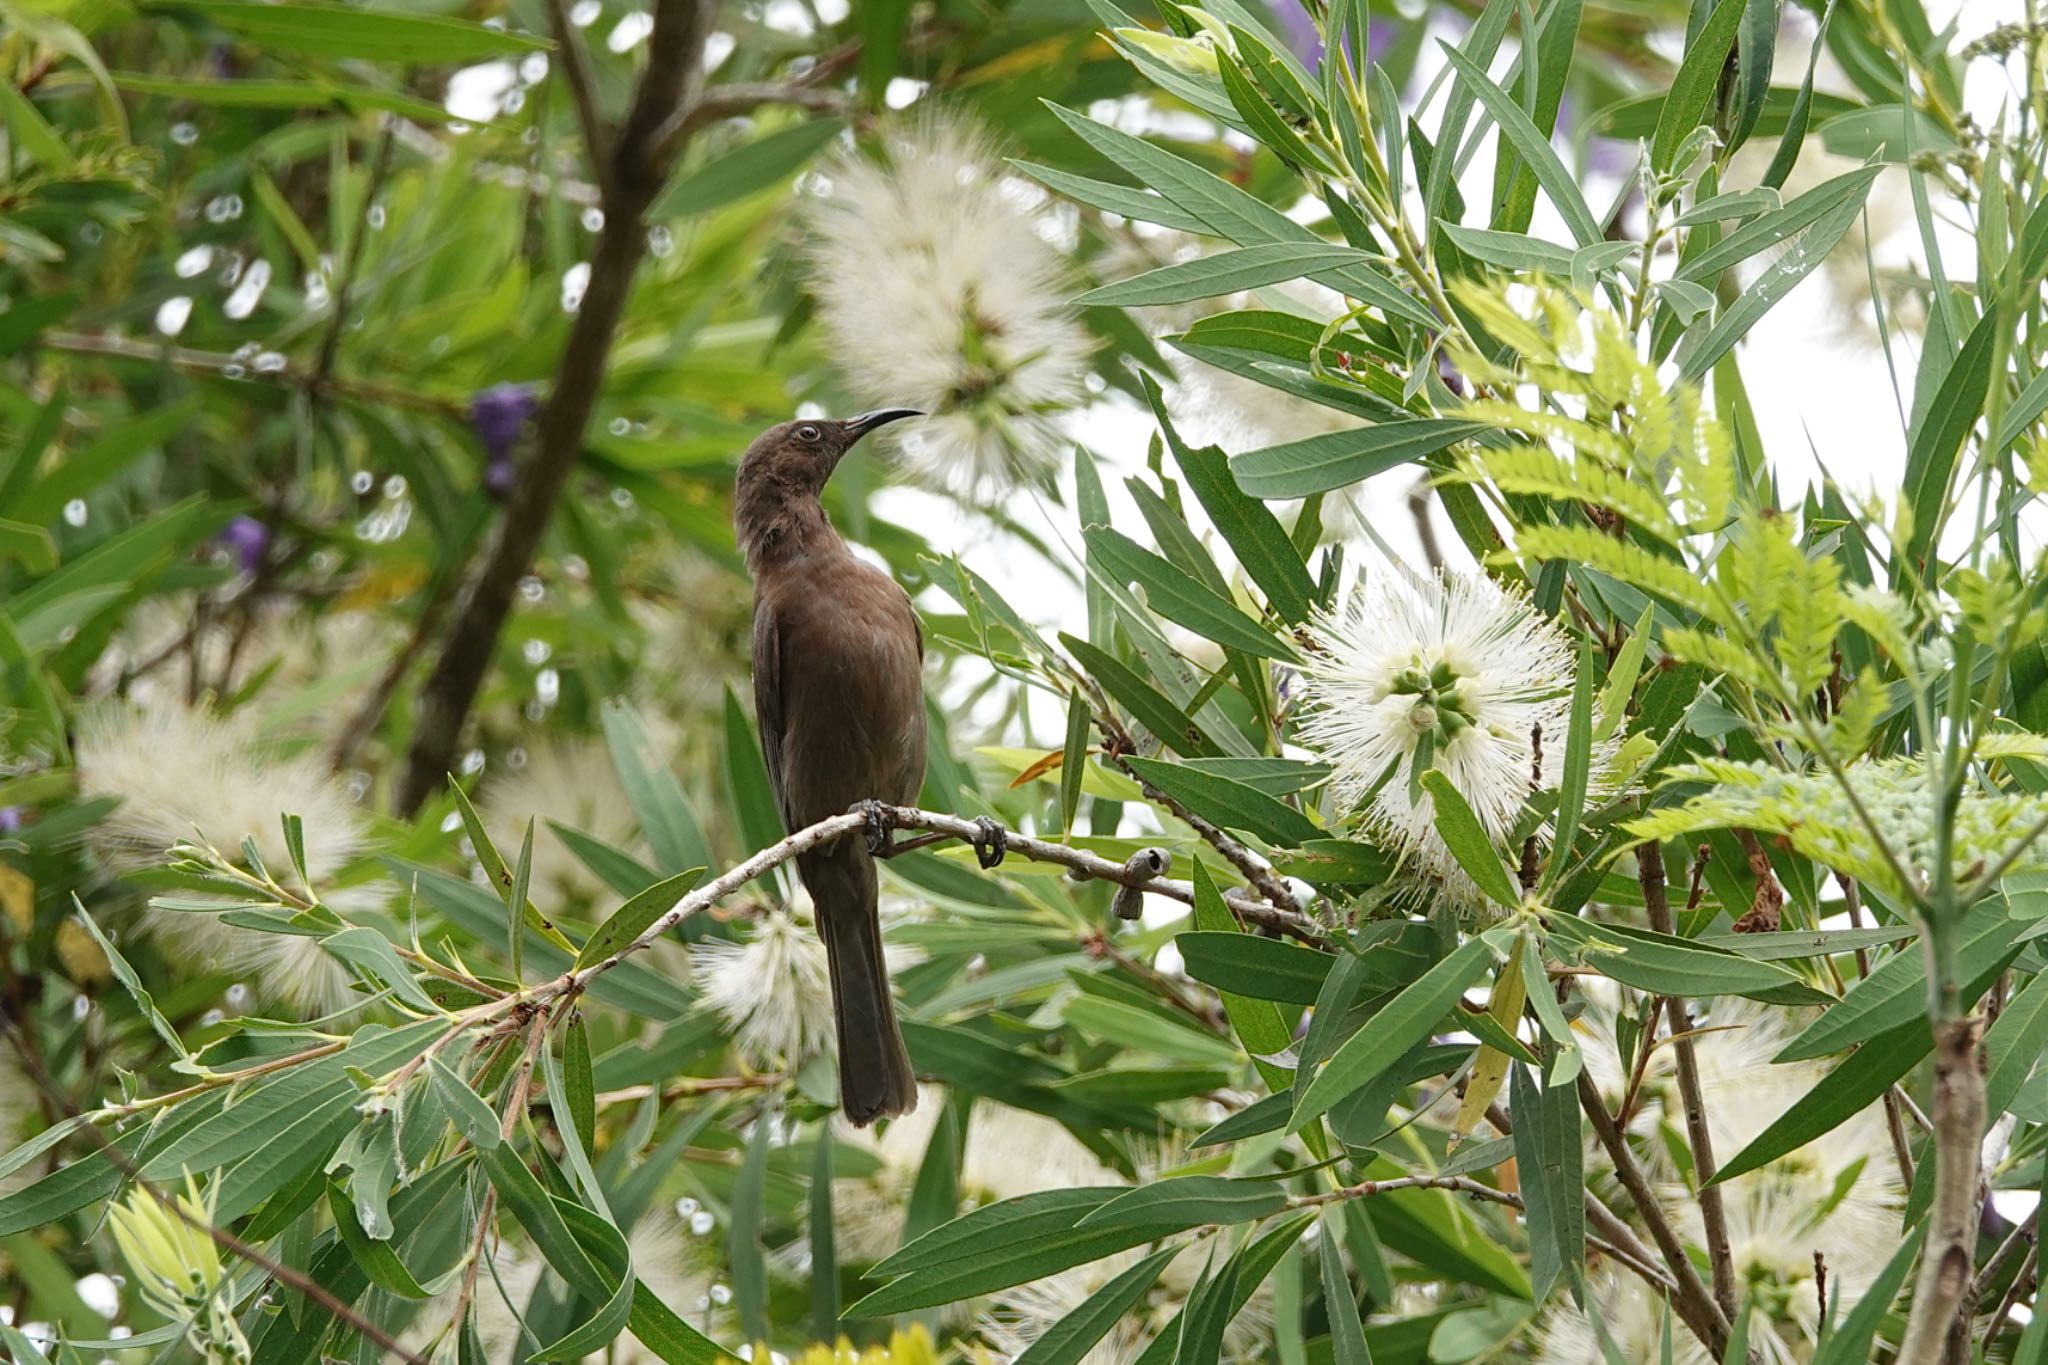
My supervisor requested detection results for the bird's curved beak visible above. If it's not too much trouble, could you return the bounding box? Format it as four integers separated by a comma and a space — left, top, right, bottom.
846, 408, 923, 442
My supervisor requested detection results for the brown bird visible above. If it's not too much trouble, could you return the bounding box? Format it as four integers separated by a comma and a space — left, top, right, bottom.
736, 409, 1003, 1125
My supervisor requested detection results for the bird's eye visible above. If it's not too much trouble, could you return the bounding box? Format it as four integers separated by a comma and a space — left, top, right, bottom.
797, 424, 822, 443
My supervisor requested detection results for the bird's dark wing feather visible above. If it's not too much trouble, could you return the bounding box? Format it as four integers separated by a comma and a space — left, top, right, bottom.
751, 594, 791, 829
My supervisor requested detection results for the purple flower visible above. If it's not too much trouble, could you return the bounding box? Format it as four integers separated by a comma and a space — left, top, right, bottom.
216, 515, 270, 573
483, 456, 517, 498
1366, 17, 1399, 64
470, 383, 539, 465
1263, 0, 1323, 70
0, 807, 23, 834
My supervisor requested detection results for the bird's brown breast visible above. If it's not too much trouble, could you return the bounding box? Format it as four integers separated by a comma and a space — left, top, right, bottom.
757, 551, 928, 828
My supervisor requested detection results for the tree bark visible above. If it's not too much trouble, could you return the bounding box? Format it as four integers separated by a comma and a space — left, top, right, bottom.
1895, 1014, 1986, 1365
395, 0, 712, 814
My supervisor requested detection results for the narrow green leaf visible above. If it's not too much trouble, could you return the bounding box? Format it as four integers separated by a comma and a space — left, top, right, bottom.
1902, 305, 2000, 576
1083, 528, 1293, 660
1555, 917, 1833, 1005
1549, 642, 1597, 891
0, 83, 73, 170
1711, 1016, 1927, 1183
722, 690, 785, 854
1012, 160, 1210, 233
446, 779, 578, 956
1651, 0, 1746, 172
1435, 43, 1601, 246
600, 699, 713, 876
1142, 372, 1317, 623
1418, 771, 1520, 907
1319, 1210, 1373, 1364
1013, 1246, 1178, 1365
158, 1, 547, 62
1125, 755, 1321, 846
652, 119, 846, 218
1776, 899, 2015, 1059
1190, 861, 1296, 1088
1077, 1175, 1288, 1231
71, 899, 188, 1058
1440, 224, 1575, 274
729, 1109, 772, 1341
1081, 242, 1381, 307
851, 1188, 1181, 1314
1291, 937, 1491, 1129
576, 869, 705, 970
1060, 633, 1220, 758
1178, 929, 1332, 1006
427, 1057, 502, 1151
810, 1126, 839, 1338
1675, 184, 1870, 378
1233, 420, 1486, 499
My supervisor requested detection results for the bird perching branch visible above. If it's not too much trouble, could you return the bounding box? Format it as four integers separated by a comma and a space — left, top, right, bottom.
555, 803, 1326, 1001
395, 0, 715, 814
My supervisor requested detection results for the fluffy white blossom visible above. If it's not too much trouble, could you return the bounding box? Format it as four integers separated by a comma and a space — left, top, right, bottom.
482, 737, 648, 905
697, 900, 918, 1071
75, 704, 360, 1013
805, 116, 1093, 496
1542, 995, 1903, 1365
1296, 567, 1605, 905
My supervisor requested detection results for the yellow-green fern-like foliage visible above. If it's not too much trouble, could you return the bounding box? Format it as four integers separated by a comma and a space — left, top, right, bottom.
1443, 282, 2048, 902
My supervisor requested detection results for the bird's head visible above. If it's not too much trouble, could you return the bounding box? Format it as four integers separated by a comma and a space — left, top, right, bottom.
738, 408, 924, 495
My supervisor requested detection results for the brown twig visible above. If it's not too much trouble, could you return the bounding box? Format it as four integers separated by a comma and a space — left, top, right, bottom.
1896, 1014, 1988, 1365
1576, 1068, 1734, 1358
559, 804, 1325, 996
0, 1018, 431, 1365
1638, 840, 1739, 1322
396, 0, 718, 813
1066, 666, 1308, 920
546, 0, 616, 207
40, 330, 463, 418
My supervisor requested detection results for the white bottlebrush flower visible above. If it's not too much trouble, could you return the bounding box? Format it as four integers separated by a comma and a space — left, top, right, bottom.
805, 115, 1094, 496
1296, 567, 1604, 905
1541, 996, 1903, 1365
482, 736, 648, 905
75, 703, 360, 1014
696, 905, 834, 1068
94, 598, 396, 748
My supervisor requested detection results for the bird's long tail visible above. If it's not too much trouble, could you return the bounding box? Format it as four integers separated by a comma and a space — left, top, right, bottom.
802, 844, 917, 1125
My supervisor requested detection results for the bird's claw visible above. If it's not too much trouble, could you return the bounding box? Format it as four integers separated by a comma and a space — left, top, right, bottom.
971, 816, 1007, 870
860, 800, 894, 858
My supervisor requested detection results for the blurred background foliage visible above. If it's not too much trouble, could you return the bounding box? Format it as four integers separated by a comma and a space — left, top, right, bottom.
3, 0, 2046, 1362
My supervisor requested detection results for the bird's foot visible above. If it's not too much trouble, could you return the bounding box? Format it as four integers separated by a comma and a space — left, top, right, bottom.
971, 816, 1008, 870
859, 800, 894, 858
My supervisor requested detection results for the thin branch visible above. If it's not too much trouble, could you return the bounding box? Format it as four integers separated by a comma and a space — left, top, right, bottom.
658, 82, 853, 148
1896, 1014, 1988, 1365
396, 0, 717, 814
1576, 1069, 1734, 1358
1638, 840, 1739, 1322
0, 1018, 431, 1365
1292, 1172, 1519, 1209
546, 0, 616, 208
40, 330, 464, 418
1066, 665, 1308, 919
558, 803, 1325, 998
